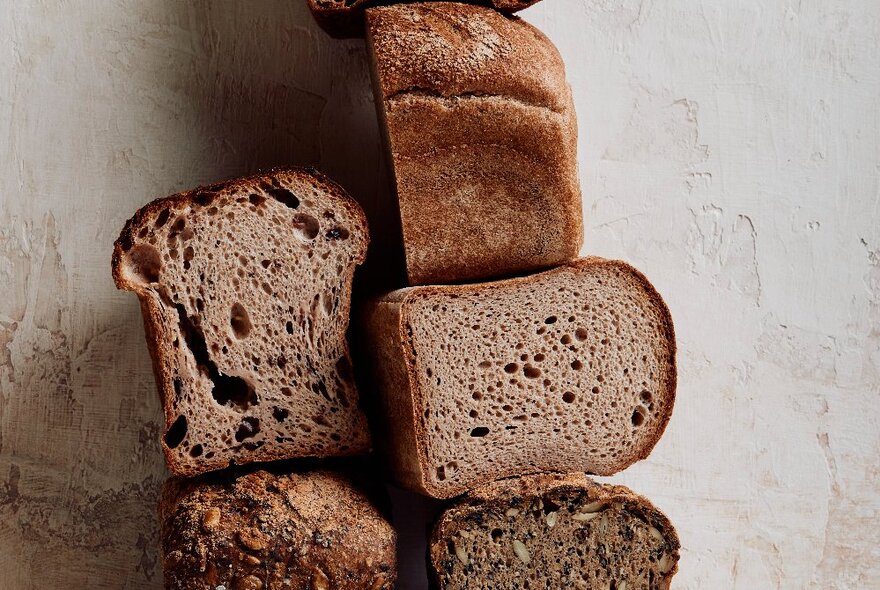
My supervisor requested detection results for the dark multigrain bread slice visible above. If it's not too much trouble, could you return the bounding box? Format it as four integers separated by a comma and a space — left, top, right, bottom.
362, 258, 676, 498
430, 473, 680, 590
112, 168, 371, 476
308, 0, 542, 38
160, 469, 397, 589
365, 2, 582, 285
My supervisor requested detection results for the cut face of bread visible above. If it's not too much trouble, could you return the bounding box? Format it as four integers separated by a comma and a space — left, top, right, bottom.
161, 469, 396, 589
307, 0, 542, 38
366, 2, 582, 285
363, 258, 676, 498
430, 473, 680, 590
112, 168, 371, 476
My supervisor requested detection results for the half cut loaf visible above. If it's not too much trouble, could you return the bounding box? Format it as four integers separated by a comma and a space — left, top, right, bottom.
161, 469, 396, 589
112, 168, 371, 476
366, 2, 582, 285
430, 473, 680, 589
363, 258, 676, 498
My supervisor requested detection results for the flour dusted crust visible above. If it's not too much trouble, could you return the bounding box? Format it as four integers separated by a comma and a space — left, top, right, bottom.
430, 473, 680, 589
363, 258, 677, 498
366, 2, 582, 285
307, 0, 542, 39
160, 469, 397, 589
112, 167, 372, 476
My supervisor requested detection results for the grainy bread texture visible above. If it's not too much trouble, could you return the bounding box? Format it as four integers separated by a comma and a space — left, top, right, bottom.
307, 0, 541, 38
160, 469, 397, 589
430, 473, 680, 590
363, 258, 676, 498
366, 2, 582, 285
112, 168, 371, 476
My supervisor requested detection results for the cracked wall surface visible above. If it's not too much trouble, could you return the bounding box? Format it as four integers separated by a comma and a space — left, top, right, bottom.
1, 0, 879, 588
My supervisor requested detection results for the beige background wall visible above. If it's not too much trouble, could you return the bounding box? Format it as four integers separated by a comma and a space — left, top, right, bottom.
1, 0, 878, 587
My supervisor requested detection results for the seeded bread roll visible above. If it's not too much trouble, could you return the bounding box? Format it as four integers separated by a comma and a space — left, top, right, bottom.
160, 469, 397, 589
307, 0, 542, 39
112, 168, 371, 476
366, 2, 583, 285
362, 258, 676, 498
430, 473, 680, 590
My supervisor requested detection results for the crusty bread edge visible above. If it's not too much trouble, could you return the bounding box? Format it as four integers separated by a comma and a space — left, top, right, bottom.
370, 257, 677, 498
429, 472, 681, 589
112, 166, 373, 476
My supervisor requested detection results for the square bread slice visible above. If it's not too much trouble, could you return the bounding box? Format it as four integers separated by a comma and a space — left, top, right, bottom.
366, 2, 583, 285
430, 473, 680, 590
160, 469, 396, 589
362, 258, 677, 499
112, 168, 371, 476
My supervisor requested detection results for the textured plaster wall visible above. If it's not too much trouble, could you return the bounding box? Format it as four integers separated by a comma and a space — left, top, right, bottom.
0, 0, 878, 588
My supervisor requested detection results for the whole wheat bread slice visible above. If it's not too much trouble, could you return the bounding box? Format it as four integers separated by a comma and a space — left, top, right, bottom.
161, 469, 396, 589
366, 2, 583, 285
362, 258, 676, 498
430, 473, 680, 589
112, 168, 371, 476
307, 0, 542, 38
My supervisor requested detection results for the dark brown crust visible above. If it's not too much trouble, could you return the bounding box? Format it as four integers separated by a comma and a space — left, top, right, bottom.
160, 469, 397, 589
365, 257, 678, 498
429, 473, 680, 589
111, 167, 372, 476
307, 0, 542, 39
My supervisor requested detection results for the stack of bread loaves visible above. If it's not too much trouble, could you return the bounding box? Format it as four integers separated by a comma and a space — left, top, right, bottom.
112, 2, 681, 589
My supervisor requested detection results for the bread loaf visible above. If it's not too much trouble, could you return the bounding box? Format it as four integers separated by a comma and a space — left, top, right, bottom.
430, 473, 680, 589
366, 2, 582, 285
112, 168, 372, 476
362, 258, 676, 498
160, 469, 397, 589
307, 0, 542, 38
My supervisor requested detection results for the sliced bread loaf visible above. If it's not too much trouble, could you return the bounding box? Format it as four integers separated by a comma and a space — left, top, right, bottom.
308, 0, 542, 38
160, 469, 396, 589
112, 168, 371, 476
430, 473, 680, 590
362, 258, 676, 498
366, 2, 582, 285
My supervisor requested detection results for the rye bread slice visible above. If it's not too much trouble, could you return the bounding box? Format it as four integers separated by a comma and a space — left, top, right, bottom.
365, 2, 583, 285
430, 473, 680, 590
307, 0, 542, 39
160, 469, 396, 589
362, 258, 677, 498
112, 168, 371, 476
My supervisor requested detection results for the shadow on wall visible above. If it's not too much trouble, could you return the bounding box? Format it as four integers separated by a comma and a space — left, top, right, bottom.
141, 0, 405, 291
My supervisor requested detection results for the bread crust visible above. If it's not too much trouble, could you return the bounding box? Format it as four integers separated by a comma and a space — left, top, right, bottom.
307, 0, 542, 39
112, 167, 372, 476
366, 2, 582, 285
363, 258, 677, 499
429, 473, 680, 589
160, 469, 397, 589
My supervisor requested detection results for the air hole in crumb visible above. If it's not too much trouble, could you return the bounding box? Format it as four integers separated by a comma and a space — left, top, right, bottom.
273, 407, 289, 422
632, 407, 647, 427
640, 390, 653, 404
563, 392, 576, 403
285, 321, 294, 334
249, 194, 266, 206
491, 528, 503, 541
189, 444, 203, 457
164, 415, 187, 449
292, 213, 319, 241
235, 417, 260, 441
212, 374, 257, 411
126, 244, 162, 284
504, 363, 518, 374
478, 361, 492, 369
544, 316, 557, 324
523, 365, 541, 379
155, 209, 171, 227
230, 303, 252, 339
575, 328, 588, 341
268, 187, 300, 209
325, 227, 349, 240
183, 246, 194, 270
571, 360, 583, 370
436, 466, 446, 481
470, 426, 490, 437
